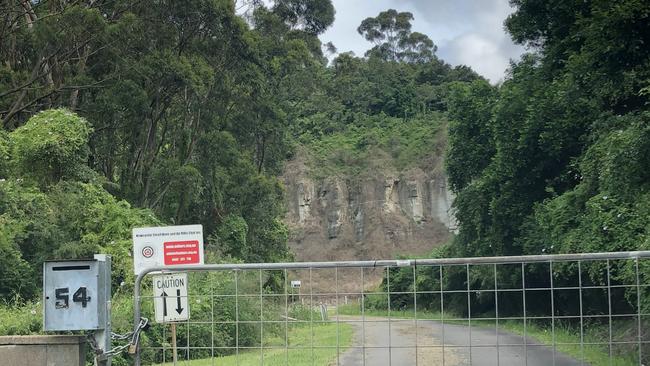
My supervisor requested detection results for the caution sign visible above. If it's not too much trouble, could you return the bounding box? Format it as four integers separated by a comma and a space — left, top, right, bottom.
153, 273, 189, 323
132, 225, 204, 275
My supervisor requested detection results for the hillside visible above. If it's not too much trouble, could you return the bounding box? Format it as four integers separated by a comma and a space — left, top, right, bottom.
283, 117, 456, 266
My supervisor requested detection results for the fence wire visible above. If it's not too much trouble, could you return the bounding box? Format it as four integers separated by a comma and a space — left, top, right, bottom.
133, 251, 650, 366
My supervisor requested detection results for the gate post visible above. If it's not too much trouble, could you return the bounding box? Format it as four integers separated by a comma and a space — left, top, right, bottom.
131, 270, 146, 366
93, 254, 112, 366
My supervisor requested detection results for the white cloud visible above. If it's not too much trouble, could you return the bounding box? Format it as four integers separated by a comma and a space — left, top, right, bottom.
319, 0, 393, 57
319, 0, 525, 83
443, 33, 511, 83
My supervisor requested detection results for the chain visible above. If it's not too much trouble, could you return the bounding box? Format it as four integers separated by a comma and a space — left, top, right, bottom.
87, 317, 149, 359
86, 332, 100, 354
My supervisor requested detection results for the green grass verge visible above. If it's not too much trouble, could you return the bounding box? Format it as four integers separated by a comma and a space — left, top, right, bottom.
335, 304, 639, 366
157, 322, 353, 366
498, 321, 638, 366
0, 301, 41, 335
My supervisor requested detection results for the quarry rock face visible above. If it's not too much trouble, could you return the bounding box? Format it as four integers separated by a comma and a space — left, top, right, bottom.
282, 163, 457, 264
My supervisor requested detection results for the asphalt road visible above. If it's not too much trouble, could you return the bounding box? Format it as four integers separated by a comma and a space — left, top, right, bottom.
335, 316, 583, 366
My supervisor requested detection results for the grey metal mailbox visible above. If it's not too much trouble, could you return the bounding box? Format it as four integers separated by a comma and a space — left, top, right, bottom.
43, 256, 111, 331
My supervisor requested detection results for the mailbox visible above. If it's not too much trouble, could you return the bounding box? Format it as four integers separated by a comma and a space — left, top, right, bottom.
43, 255, 111, 331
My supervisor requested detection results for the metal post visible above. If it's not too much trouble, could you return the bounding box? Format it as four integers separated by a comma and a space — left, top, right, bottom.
235, 270, 240, 366
606, 259, 613, 365
494, 263, 500, 365
635, 257, 643, 365
309, 268, 314, 366
284, 269, 289, 365
335, 267, 340, 365
132, 266, 145, 366
361, 267, 366, 366
387, 266, 392, 365
550, 261, 556, 366
94, 254, 111, 366
578, 261, 584, 365
440, 265, 445, 366
522, 262, 528, 366
466, 264, 472, 365
413, 265, 418, 366
259, 268, 264, 366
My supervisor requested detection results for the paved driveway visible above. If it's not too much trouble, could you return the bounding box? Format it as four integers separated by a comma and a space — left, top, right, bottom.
336, 316, 583, 366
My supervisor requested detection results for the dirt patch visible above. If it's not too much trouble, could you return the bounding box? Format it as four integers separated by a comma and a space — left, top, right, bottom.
335, 315, 464, 365
397, 324, 465, 365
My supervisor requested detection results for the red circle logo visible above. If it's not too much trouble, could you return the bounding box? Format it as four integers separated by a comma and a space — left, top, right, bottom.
142, 246, 154, 258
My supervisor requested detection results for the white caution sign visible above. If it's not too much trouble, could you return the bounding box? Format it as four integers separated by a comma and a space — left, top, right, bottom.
132, 224, 204, 275
153, 273, 189, 323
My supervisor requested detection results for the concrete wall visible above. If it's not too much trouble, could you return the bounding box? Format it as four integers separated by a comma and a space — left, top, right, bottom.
0, 335, 85, 366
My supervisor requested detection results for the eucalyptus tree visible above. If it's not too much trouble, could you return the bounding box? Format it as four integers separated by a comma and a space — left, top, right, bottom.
357, 9, 436, 63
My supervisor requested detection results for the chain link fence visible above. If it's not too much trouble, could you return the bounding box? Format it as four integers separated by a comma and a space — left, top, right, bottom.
132, 251, 650, 365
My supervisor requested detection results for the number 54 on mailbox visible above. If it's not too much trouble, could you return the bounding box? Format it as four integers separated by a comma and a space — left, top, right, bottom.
43, 255, 111, 331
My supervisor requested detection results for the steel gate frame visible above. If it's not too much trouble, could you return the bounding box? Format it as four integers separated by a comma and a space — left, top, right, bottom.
132, 250, 650, 366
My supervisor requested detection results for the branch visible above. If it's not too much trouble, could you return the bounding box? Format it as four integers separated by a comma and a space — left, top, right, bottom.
2, 55, 44, 128
2, 88, 56, 128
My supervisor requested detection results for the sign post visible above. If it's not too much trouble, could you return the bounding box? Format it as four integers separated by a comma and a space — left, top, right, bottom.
290, 280, 301, 303
152, 272, 188, 364
171, 323, 178, 364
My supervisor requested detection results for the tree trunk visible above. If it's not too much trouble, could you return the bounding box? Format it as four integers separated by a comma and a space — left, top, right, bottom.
69, 45, 90, 110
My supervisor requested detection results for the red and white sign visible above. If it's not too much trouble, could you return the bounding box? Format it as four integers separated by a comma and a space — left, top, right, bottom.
132, 225, 204, 275
164, 240, 200, 265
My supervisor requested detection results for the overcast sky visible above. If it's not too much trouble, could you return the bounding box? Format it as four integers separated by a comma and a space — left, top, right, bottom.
320, 0, 526, 83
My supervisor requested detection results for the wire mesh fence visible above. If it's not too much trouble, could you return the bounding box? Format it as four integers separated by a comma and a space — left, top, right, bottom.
132, 251, 650, 366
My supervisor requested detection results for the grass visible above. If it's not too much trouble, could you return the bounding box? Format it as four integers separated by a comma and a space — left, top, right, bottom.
156, 322, 354, 366
335, 303, 641, 366
498, 321, 639, 366
0, 301, 41, 335
305, 113, 446, 179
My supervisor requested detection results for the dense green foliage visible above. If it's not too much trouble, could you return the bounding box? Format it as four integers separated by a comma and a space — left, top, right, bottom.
290, 13, 479, 176
446, 0, 650, 268
11, 109, 93, 185
0, 109, 160, 299
307, 114, 446, 178
374, 1, 649, 361
0, 0, 340, 301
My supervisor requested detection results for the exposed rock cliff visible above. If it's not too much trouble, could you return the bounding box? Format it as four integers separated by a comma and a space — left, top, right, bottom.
282, 151, 457, 265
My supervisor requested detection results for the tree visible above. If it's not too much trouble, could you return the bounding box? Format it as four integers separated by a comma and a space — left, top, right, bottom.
10, 109, 93, 186
398, 31, 437, 63
446, 0, 650, 267
272, 0, 335, 35
357, 9, 436, 63
446, 80, 497, 192
0, 109, 161, 295
0, 2, 111, 129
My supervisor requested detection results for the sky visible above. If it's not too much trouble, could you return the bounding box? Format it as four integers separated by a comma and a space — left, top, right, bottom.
319, 0, 526, 83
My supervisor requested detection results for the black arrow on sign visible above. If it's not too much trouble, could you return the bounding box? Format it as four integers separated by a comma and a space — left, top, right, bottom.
161, 291, 168, 317
175, 289, 184, 314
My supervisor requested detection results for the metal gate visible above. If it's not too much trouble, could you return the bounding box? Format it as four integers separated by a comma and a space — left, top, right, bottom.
132, 251, 650, 365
